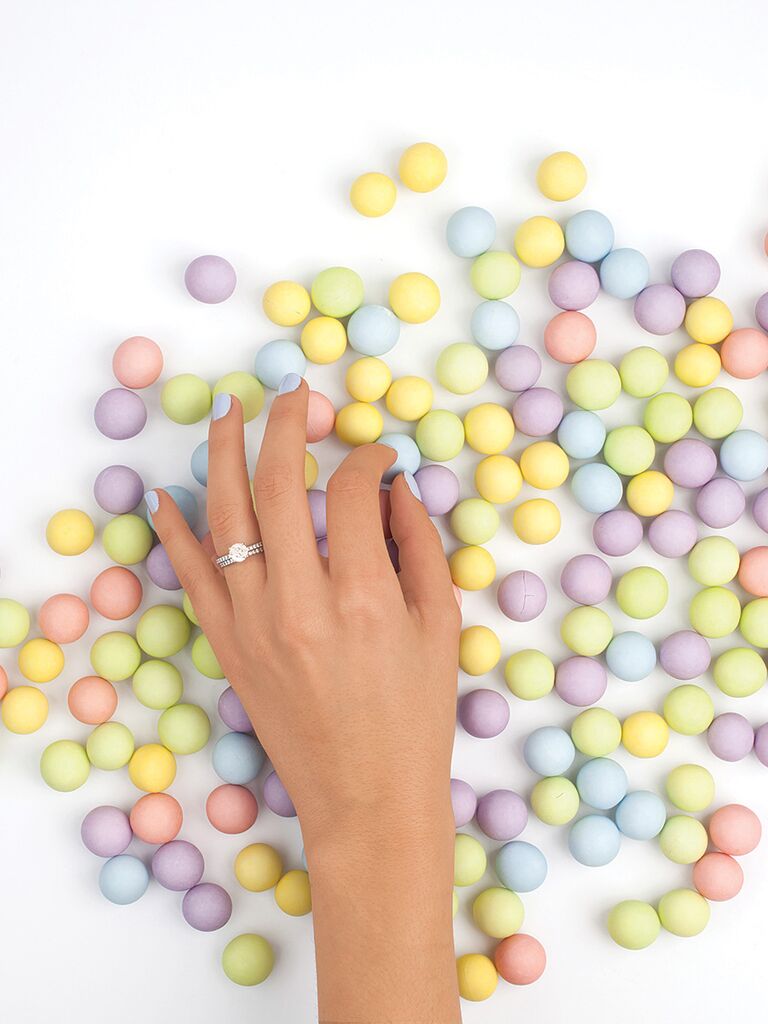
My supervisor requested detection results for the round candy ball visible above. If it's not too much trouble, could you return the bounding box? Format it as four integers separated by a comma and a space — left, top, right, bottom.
470, 300, 519, 350
184, 255, 235, 303
564, 209, 613, 261
451, 498, 499, 545
663, 439, 716, 488
18, 638, 64, 683
476, 790, 528, 842
666, 764, 715, 813
576, 757, 627, 810
94, 465, 144, 515
311, 267, 363, 318
471, 251, 521, 300
449, 546, 495, 591
151, 840, 204, 891
378, 432, 421, 483
456, 954, 498, 1002
693, 387, 743, 439
415, 410, 464, 462
450, 779, 477, 828
213, 372, 264, 421
530, 777, 579, 825
608, 901, 660, 950
40, 739, 90, 791
504, 650, 555, 701
548, 260, 600, 311
350, 171, 396, 216
614, 791, 666, 840
556, 410, 607, 460
38, 594, 89, 644
659, 630, 711, 680
222, 934, 274, 987
497, 571, 547, 622
129, 793, 183, 845
300, 317, 347, 365
560, 554, 612, 605
306, 391, 335, 443
495, 345, 541, 392
671, 249, 720, 298
570, 707, 621, 756
90, 632, 141, 683
182, 882, 232, 931
474, 456, 522, 504
102, 514, 153, 566
253, 340, 307, 391
626, 470, 674, 517
494, 934, 546, 986
523, 726, 575, 777
738, 546, 768, 597
740, 597, 768, 646
633, 284, 686, 335
274, 870, 312, 916
592, 510, 643, 556
99, 855, 149, 905
663, 684, 714, 735
566, 359, 621, 411
68, 675, 117, 725
544, 310, 596, 364
658, 889, 710, 937
720, 327, 768, 379
561, 606, 613, 657
569, 814, 621, 866
720, 429, 768, 481
399, 142, 446, 191
128, 744, 177, 793
603, 426, 655, 476
512, 388, 563, 437
643, 392, 692, 443
459, 626, 501, 676
605, 632, 656, 682
346, 305, 400, 357
156, 703, 211, 756
697, 477, 745, 528
616, 566, 668, 618
386, 376, 432, 421
335, 402, 384, 446
537, 151, 586, 200
709, 804, 762, 855
571, 463, 623, 514
46, 509, 95, 557
619, 346, 669, 398
685, 296, 733, 345
0, 598, 30, 648
81, 806, 132, 858
112, 336, 163, 389
473, 886, 525, 938
600, 247, 649, 298
674, 342, 721, 387
519, 441, 568, 489
262, 279, 311, 326
659, 815, 708, 864
217, 687, 251, 734
554, 657, 608, 707
436, 343, 488, 395
693, 852, 743, 901
688, 536, 740, 587
446, 206, 496, 258
94, 388, 147, 441
2, 686, 49, 734
135, 605, 191, 659
690, 587, 742, 638
86, 721, 135, 770
622, 711, 669, 758
455, 833, 487, 887
514, 216, 564, 268
263, 772, 296, 817
464, 404, 515, 455
89, 566, 142, 620
161, 374, 212, 424
512, 499, 561, 544
235, 843, 283, 893
389, 273, 440, 324
756, 292, 768, 331
459, 689, 509, 738
708, 713, 755, 761
713, 646, 766, 698
206, 784, 259, 834
495, 841, 547, 893
413, 465, 459, 515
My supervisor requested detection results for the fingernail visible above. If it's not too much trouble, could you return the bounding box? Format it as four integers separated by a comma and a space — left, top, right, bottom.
144, 490, 159, 513
278, 373, 302, 395
212, 392, 232, 420
403, 472, 422, 502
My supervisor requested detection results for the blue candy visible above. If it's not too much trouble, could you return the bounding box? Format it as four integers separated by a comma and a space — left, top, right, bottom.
568, 814, 621, 866
470, 301, 520, 350
347, 304, 400, 356
379, 432, 421, 482
99, 854, 150, 905
599, 248, 649, 299
605, 631, 657, 681
495, 840, 547, 892
446, 206, 496, 258
565, 210, 615, 263
557, 410, 606, 460
576, 757, 628, 810
523, 726, 575, 776
147, 484, 198, 530
191, 441, 209, 487
254, 339, 307, 390
719, 429, 768, 481
571, 462, 623, 514
614, 790, 667, 840
212, 731, 266, 785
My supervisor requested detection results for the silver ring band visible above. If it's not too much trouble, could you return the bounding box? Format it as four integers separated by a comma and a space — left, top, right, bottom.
215, 541, 264, 568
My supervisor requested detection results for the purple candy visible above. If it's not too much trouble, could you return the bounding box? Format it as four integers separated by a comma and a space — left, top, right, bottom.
475, 789, 528, 842
317, 536, 329, 557
497, 570, 547, 622
184, 254, 236, 304
696, 477, 745, 528
592, 510, 643, 557
458, 688, 510, 739
450, 778, 477, 827
548, 260, 600, 311
386, 536, 400, 573
663, 439, 717, 488
81, 806, 133, 858
307, 489, 327, 539
670, 249, 721, 298
494, 344, 541, 393
218, 687, 252, 733
756, 293, 768, 332
658, 630, 711, 680
151, 840, 205, 891
707, 713, 754, 763
633, 284, 686, 335
753, 723, 768, 767
512, 387, 564, 437
647, 509, 697, 557
555, 657, 608, 707
94, 388, 147, 440
413, 465, 460, 516
263, 771, 297, 817
752, 487, 768, 532
181, 882, 233, 931
93, 465, 145, 514
560, 554, 612, 605
146, 543, 182, 590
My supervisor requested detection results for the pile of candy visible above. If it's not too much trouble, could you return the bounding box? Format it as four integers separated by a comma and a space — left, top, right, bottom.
2, 141, 768, 1002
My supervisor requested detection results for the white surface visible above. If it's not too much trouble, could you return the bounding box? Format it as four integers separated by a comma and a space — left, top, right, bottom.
2, 1, 768, 1021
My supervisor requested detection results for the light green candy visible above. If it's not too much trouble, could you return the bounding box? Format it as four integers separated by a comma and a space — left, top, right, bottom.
565, 359, 621, 411
570, 707, 622, 756
102, 514, 153, 566
470, 251, 521, 299
472, 887, 524, 939
615, 566, 668, 619
454, 833, 487, 886
658, 889, 710, 937
530, 776, 579, 825
607, 900, 660, 950
692, 387, 743, 439
182, 592, 200, 626
40, 739, 90, 792
450, 498, 499, 545
192, 633, 225, 679
739, 597, 768, 647
86, 722, 135, 770
713, 647, 767, 697
436, 343, 488, 395
157, 703, 211, 754
90, 631, 142, 682
603, 426, 656, 476
310, 267, 364, 318
687, 536, 740, 586
561, 606, 613, 656
619, 347, 669, 398
213, 372, 265, 422
662, 684, 714, 735
132, 660, 184, 709
504, 649, 554, 700
689, 587, 741, 638
222, 934, 274, 987
658, 815, 708, 864
643, 392, 693, 443
161, 373, 212, 425
665, 764, 715, 812
136, 605, 191, 658
0, 598, 31, 648
415, 410, 465, 462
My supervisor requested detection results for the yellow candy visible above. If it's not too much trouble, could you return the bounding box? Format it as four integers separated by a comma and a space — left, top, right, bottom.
346, 357, 392, 403
18, 638, 64, 683
626, 470, 673, 516
335, 402, 384, 446
622, 711, 669, 758
350, 172, 396, 217
514, 216, 565, 267
300, 316, 347, 364
472, 887, 524, 939
304, 451, 318, 489
262, 280, 310, 327
519, 442, 569, 490
674, 343, 721, 387
386, 376, 433, 421
474, 455, 522, 504
531, 776, 580, 824
536, 151, 587, 201
274, 869, 311, 916
512, 498, 560, 544
46, 509, 95, 556
459, 625, 501, 675
235, 844, 283, 892
684, 296, 733, 345
455, 833, 487, 886
128, 743, 177, 793
389, 272, 440, 323
449, 546, 496, 590
456, 954, 498, 1002
571, 707, 621, 756
1, 685, 49, 734
398, 142, 447, 192
463, 403, 515, 454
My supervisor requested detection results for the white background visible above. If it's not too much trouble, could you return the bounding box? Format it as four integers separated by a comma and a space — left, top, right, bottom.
2, 1, 768, 1022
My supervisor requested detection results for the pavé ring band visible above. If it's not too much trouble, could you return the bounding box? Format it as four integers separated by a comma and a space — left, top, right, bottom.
215, 542, 264, 568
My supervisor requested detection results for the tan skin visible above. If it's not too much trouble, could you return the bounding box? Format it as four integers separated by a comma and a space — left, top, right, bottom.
147, 378, 462, 1024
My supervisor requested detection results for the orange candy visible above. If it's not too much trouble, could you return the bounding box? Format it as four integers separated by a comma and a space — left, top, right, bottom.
206, 784, 259, 834
90, 566, 143, 620
709, 803, 762, 856
112, 336, 164, 389
738, 546, 768, 596
307, 390, 336, 443
720, 327, 768, 379
0, 665, 7, 700
543, 311, 596, 364
130, 792, 183, 844
693, 851, 743, 900
39, 593, 90, 644
68, 675, 118, 724
494, 933, 546, 985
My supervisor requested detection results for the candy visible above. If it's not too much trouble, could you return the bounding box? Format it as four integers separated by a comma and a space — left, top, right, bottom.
576, 757, 627, 809
554, 656, 607, 706
658, 630, 711, 679
495, 841, 547, 893
561, 606, 613, 656
497, 571, 547, 622
212, 731, 265, 783
415, 410, 464, 462
217, 687, 251, 733
607, 901, 660, 949
184, 255, 235, 303
458, 688, 509, 738
756, 292, 768, 331
616, 566, 668, 618
450, 498, 499, 545
0, 598, 30, 648
633, 284, 686, 335
128, 743, 177, 792
389, 272, 440, 324
94, 465, 144, 514
605, 632, 656, 682
262, 280, 311, 326
614, 791, 666, 840
161, 374, 212, 424
625, 470, 673, 517
472, 886, 524, 938
221, 934, 274, 987
398, 142, 446, 192
599, 248, 649, 298
346, 305, 399, 356
566, 359, 621, 411
447, 207, 496, 258
692, 852, 743, 901
603, 426, 655, 476
464, 403, 514, 455
81, 806, 132, 858
155, 703, 211, 757
455, 834, 487, 886
622, 711, 669, 758
719, 428, 768, 480
436, 343, 488, 394
474, 455, 522, 504
519, 441, 568, 489
450, 779, 477, 828
753, 489, 768, 531
378, 432, 421, 482
571, 463, 622, 514
37, 594, 88, 644
670, 249, 720, 298
708, 713, 754, 761
663, 438, 716, 488
102, 514, 153, 565
713, 647, 766, 697
46, 509, 95, 556
459, 626, 501, 676
350, 172, 396, 216
512, 498, 560, 544
688, 536, 740, 587
537, 151, 586, 200
548, 260, 600, 310
18, 637, 64, 683
738, 546, 768, 596
254, 340, 307, 390
335, 402, 384, 446
494, 934, 546, 985
657, 889, 710, 937
471, 300, 519, 350
684, 296, 733, 344
456, 954, 498, 1002
235, 843, 283, 892
449, 545, 495, 590
514, 216, 564, 268
530, 776, 579, 825
471, 251, 521, 299
709, 804, 761, 855
86, 721, 135, 770
130, 793, 183, 844
206, 784, 258, 834
564, 209, 613, 261
618, 346, 668, 398
112, 336, 163, 389
306, 391, 335, 442
90, 566, 142, 619
568, 814, 621, 866
674, 342, 721, 387
136, 605, 191, 658
476, 790, 528, 842
512, 387, 563, 437
560, 554, 612, 605
643, 392, 692, 443
690, 586, 742, 638
504, 650, 555, 700
386, 375, 432, 420
495, 345, 541, 392
592, 510, 642, 556
662, 684, 714, 735
145, 545, 180, 591
94, 388, 147, 440
693, 386, 743, 439
523, 726, 575, 776
310, 267, 364, 318
68, 675, 117, 725
40, 739, 90, 791
2, 685, 49, 734
99, 855, 149, 905
300, 317, 347, 364
183, 883, 233, 931
720, 327, 768, 378
659, 815, 708, 864
151, 840, 205, 891
696, 477, 745, 528
414, 464, 460, 514
544, 310, 596, 363
570, 707, 621, 756
665, 764, 715, 813
739, 597, 768, 646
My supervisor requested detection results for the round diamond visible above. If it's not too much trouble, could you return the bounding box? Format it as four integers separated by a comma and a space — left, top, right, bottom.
229, 543, 248, 562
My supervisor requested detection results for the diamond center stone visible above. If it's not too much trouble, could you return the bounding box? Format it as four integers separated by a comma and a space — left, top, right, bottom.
229, 543, 248, 562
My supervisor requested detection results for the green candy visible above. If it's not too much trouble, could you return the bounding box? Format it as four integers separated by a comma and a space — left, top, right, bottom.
454, 833, 487, 886
687, 536, 740, 586
565, 359, 621, 411
692, 387, 743, 439
665, 764, 715, 812
102, 514, 153, 566
739, 597, 768, 647
504, 649, 554, 700
713, 647, 767, 697
689, 587, 741, 638
86, 722, 135, 770
616, 566, 668, 619
191, 633, 225, 679
90, 631, 142, 682
658, 815, 708, 864
132, 660, 184, 709
0, 598, 31, 648
619, 347, 669, 398
161, 373, 212, 425
450, 498, 499, 545
157, 703, 211, 755
570, 707, 621, 756
415, 410, 465, 462
658, 888, 710, 937
222, 934, 274, 986
40, 740, 90, 792
530, 776, 579, 825
607, 900, 660, 949
136, 605, 191, 658
470, 251, 521, 300
213, 372, 265, 422
662, 684, 714, 735
643, 392, 692, 443
310, 267, 364, 318
182, 591, 200, 626
560, 605, 613, 656
603, 426, 656, 476
436, 343, 488, 395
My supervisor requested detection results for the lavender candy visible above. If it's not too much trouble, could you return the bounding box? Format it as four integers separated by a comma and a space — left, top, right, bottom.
218, 687, 252, 733
94, 388, 147, 440
146, 544, 182, 590
307, 489, 327, 539
658, 630, 711, 680
475, 789, 528, 842
756, 293, 768, 332
752, 487, 768, 532
633, 284, 686, 335
512, 388, 564, 437
263, 771, 297, 817
548, 260, 600, 311
670, 249, 721, 298
663, 439, 717, 488
494, 344, 541, 393
413, 465, 460, 516
181, 882, 233, 931
497, 571, 547, 622
458, 688, 510, 739
81, 805, 133, 858
647, 510, 697, 558
450, 778, 477, 828
94, 465, 144, 514
184, 254, 236, 304
560, 554, 612, 605
707, 713, 755, 763
592, 510, 643, 557
555, 657, 608, 707
696, 477, 745, 528
753, 723, 768, 767
151, 840, 205, 891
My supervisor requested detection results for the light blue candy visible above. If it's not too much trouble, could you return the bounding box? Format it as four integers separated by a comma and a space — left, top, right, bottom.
212, 731, 265, 785
614, 790, 666, 840
568, 814, 621, 866
719, 429, 768, 481
191, 441, 209, 487
495, 840, 547, 892
470, 301, 520, 350
446, 206, 496, 258
571, 462, 623, 514
99, 854, 150, 905
565, 210, 615, 263
347, 304, 400, 356
147, 484, 198, 530
254, 339, 307, 390
576, 758, 628, 810
379, 432, 421, 482
523, 726, 575, 776
599, 248, 649, 298
605, 631, 657, 681
557, 410, 606, 460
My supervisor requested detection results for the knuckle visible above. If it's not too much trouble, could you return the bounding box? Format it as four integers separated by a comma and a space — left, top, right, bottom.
207, 501, 244, 538
177, 558, 208, 597
253, 463, 294, 505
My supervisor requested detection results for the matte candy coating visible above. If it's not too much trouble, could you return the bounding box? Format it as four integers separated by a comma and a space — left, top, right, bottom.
464, 404, 514, 455
618, 346, 668, 397
720, 328, 768, 378
386, 376, 432, 420
548, 260, 600, 310
128, 744, 177, 792
437, 343, 488, 394
18, 638, 64, 683
670, 249, 720, 298
471, 252, 521, 300
495, 841, 547, 893
607, 900, 660, 949
537, 151, 586, 200
130, 793, 183, 844
146, 544, 181, 591
81, 806, 133, 858
398, 142, 447, 192
335, 402, 384, 446
622, 711, 669, 758
472, 886, 525, 938
605, 632, 656, 682
449, 546, 496, 590
136, 605, 191, 658
544, 310, 596, 363
523, 727, 575, 776
519, 441, 568, 488
616, 566, 668, 618
603, 426, 655, 476
347, 305, 399, 355
459, 626, 501, 676
663, 438, 717, 488
451, 498, 499, 545
712, 647, 766, 697
46, 509, 95, 556
693, 852, 743, 901
99, 855, 150, 904
182, 883, 233, 931
614, 791, 666, 840
494, 933, 546, 985
157, 702, 211, 755
455, 834, 487, 886
665, 764, 715, 813
67, 675, 117, 725
2, 685, 49, 734
471, 300, 519, 350
112, 336, 163, 389
254, 340, 307, 390
559, 554, 612, 605
512, 499, 560, 544
38, 593, 89, 645
565, 209, 614, 262
235, 844, 283, 892
86, 721, 135, 770
161, 374, 212, 424
495, 345, 541, 392
262, 280, 311, 326
474, 456, 522, 504
94, 465, 145, 514
571, 463, 622, 514
566, 359, 621, 411
514, 216, 564, 268
40, 739, 90, 791
456, 954, 498, 1002
738, 546, 768, 596
497, 571, 547, 622
707, 713, 754, 762
306, 391, 335, 442
102, 513, 153, 565
674, 342, 721, 387
212, 731, 265, 784
576, 757, 627, 809
568, 814, 621, 866
379, 433, 421, 482
570, 707, 621, 756
625, 470, 673, 517
213, 372, 265, 420
685, 296, 733, 344
634, 284, 686, 335
696, 477, 745, 528
218, 687, 252, 733
561, 606, 613, 656
554, 657, 607, 706
648, 510, 698, 559
693, 387, 743, 439
389, 273, 440, 323
184, 255, 236, 303
592, 510, 643, 557
719, 429, 768, 480
221, 934, 274, 986
311, 267, 364, 318
658, 815, 708, 864
206, 785, 259, 834
475, 790, 528, 841
89, 566, 143, 620
504, 650, 554, 700
450, 779, 477, 828
643, 392, 692, 443
458, 689, 509, 738
151, 840, 205, 891
350, 172, 396, 216
0, 598, 31, 647
447, 207, 496, 258
657, 889, 710, 937
300, 317, 347, 364
708, 803, 761, 855
662, 685, 714, 735
530, 777, 579, 825
512, 388, 563, 437
600, 248, 649, 298
94, 388, 147, 440
414, 464, 459, 515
